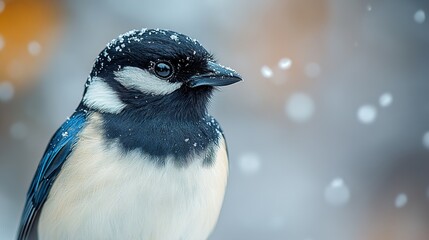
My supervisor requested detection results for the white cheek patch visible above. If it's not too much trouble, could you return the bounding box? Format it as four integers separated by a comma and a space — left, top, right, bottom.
83, 77, 126, 114
114, 66, 182, 95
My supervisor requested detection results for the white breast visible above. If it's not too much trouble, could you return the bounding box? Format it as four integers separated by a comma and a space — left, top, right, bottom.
38, 113, 228, 240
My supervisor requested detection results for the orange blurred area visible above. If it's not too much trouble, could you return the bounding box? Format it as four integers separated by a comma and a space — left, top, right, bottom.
0, 0, 62, 91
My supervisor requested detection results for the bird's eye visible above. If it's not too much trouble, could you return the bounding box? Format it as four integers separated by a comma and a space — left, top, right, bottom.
154, 62, 174, 79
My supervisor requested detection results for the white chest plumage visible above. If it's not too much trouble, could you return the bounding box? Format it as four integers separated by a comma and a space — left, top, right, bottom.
37, 114, 228, 240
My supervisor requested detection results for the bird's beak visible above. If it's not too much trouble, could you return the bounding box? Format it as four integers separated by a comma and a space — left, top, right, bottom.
187, 61, 243, 88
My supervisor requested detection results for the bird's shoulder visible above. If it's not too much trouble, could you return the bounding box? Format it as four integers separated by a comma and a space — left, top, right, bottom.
17, 109, 88, 240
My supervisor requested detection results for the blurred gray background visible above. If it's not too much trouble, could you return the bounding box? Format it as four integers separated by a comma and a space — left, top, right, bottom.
1, 0, 429, 239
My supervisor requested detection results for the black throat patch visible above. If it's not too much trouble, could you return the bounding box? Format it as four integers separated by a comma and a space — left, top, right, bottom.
101, 112, 222, 167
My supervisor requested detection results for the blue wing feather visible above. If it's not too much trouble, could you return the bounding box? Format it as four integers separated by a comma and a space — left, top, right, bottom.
17, 110, 87, 240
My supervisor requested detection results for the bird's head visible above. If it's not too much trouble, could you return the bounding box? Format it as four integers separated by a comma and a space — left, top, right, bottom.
82, 28, 242, 120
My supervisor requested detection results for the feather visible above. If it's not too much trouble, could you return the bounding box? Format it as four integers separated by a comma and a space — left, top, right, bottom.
17, 110, 87, 240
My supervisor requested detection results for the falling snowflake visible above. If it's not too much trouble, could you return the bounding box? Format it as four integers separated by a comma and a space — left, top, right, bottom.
324, 178, 350, 206
0, 82, 14, 102
28, 41, 41, 56
366, 4, 372, 12
278, 58, 292, 70
285, 93, 315, 123
238, 152, 261, 175
10, 122, 27, 140
357, 105, 377, 124
414, 9, 426, 24
422, 131, 429, 149
0, 34, 4, 51
395, 193, 407, 208
0, 1, 4, 13
261, 65, 273, 78
304, 62, 321, 78
379, 93, 393, 107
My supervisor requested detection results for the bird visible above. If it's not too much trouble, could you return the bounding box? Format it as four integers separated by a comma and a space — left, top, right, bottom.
17, 28, 242, 240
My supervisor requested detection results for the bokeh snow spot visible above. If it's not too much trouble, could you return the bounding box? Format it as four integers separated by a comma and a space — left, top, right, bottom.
379, 93, 393, 107
261, 65, 273, 78
366, 4, 372, 12
238, 152, 261, 175
10, 122, 27, 140
357, 105, 377, 124
285, 93, 315, 123
324, 177, 350, 206
414, 9, 426, 24
28, 41, 42, 56
0, 34, 4, 51
304, 62, 321, 78
422, 131, 429, 149
278, 58, 292, 70
395, 193, 407, 208
0, 1, 4, 13
0, 82, 14, 102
